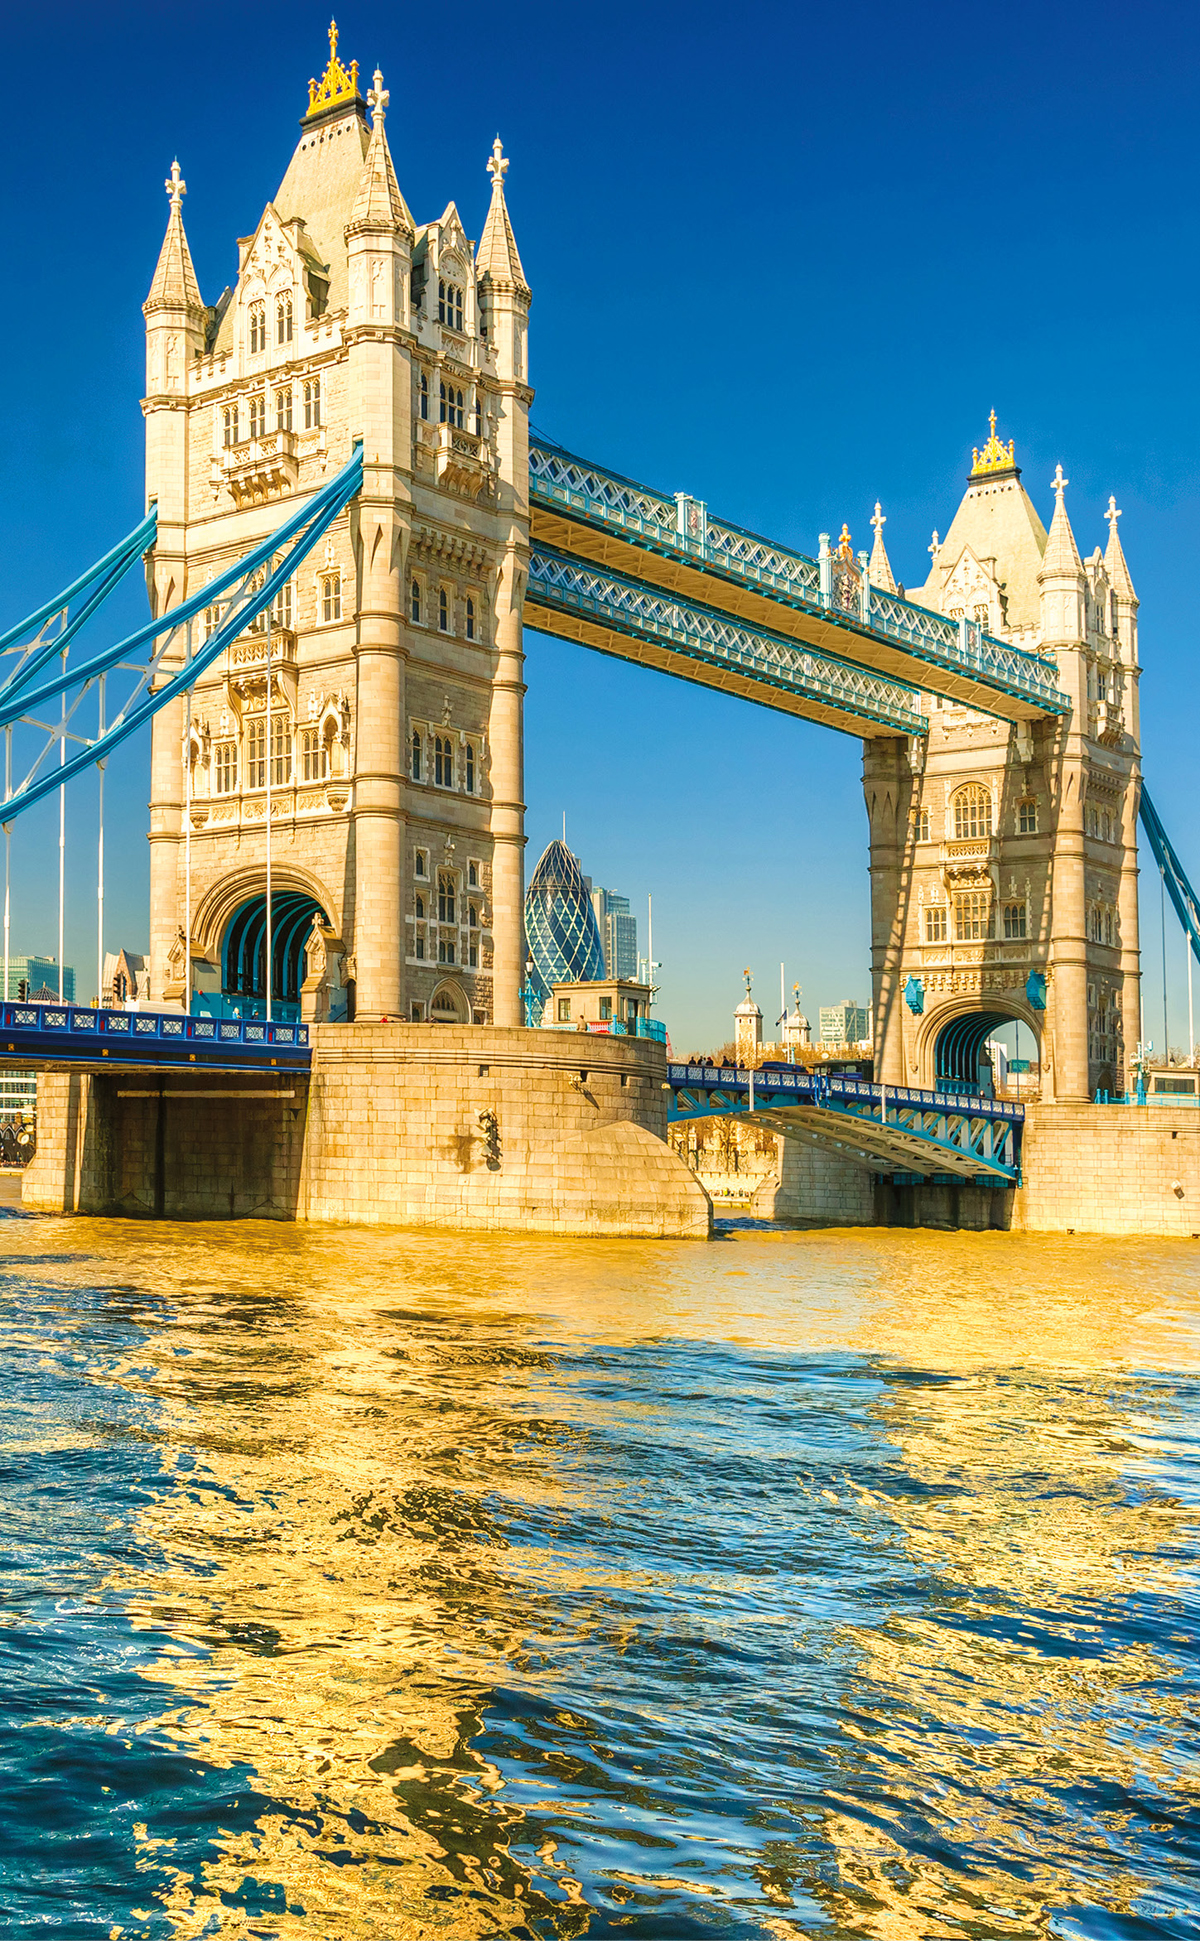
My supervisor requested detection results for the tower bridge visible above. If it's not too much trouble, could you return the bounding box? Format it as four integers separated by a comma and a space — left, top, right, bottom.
6, 21, 1198, 1234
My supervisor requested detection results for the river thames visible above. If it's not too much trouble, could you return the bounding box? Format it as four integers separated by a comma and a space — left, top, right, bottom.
1, 1216, 1197, 1937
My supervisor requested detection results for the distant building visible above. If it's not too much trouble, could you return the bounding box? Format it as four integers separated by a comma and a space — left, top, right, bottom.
819, 999, 869, 1047
6, 956, 74, 1002
734, 975, 763, 1055
524, 840, 606, 1021
588, 887, 638, 981
783, 1007, 812, 1051
102, 949, 149, 1007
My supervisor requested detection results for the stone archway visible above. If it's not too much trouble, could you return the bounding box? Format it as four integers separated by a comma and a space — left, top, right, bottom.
221, 890, 332, 1018
428, 980, 470, 1024
916, 998, 1043, 1097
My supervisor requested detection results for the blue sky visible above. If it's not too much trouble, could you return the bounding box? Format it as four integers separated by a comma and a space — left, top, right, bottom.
1, 0, 1197, 1049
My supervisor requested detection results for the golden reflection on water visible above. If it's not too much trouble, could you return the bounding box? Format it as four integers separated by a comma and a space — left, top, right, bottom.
6, 1219, 1200, 1938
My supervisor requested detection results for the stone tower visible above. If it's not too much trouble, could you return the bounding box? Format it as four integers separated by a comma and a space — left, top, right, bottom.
142, 24, 532, 1025
863, 417, 1141, 1103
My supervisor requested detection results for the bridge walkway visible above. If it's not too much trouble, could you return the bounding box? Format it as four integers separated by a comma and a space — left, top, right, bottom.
528, 440, 1070, 728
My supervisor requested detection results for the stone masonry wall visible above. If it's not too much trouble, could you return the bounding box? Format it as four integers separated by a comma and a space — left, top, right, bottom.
750, 1132, 877, 1226
1012, 1101, 1200, 1236
23, 1026, 711, 1239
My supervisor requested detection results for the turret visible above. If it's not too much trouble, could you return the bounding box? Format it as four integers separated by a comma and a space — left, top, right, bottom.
867, 501, 897, 594
1104, 496, 1139, 667
143, 161, 206, 532
1037, 465, 1087, 657
476, 138, 531, 389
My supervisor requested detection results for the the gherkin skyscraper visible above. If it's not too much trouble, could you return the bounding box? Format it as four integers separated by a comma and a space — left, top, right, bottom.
524, 840, 606, 1020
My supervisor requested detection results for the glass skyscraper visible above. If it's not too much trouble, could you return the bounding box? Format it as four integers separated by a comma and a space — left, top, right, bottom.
589, 888, 638, 981
524, 841, 606, 1019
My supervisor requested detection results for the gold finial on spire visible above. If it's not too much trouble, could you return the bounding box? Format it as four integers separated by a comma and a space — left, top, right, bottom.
305, 18, 361, 119
836, 522, 854, 561
969, 408, 1018, 479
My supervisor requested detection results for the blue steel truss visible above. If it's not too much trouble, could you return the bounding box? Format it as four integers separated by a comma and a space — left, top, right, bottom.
0, 999, 311, 1073
1140, 786, 1200, 967
529, 439, 1070, 718
0, 446, 363, 824
667, 1062, 1022, 1182
527, 546, 928, 736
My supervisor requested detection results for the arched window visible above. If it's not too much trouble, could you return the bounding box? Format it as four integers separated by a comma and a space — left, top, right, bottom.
270, 711, 292, 786
271, 580, 293, 631
438, 382, 464, 429
1003, 901, 1027, 940
276, 293, 293, 344
300, 726, 324, 781
1018, 797, 1038, 835
276, 385, 292, 432
411, 728, 422, 781
465, 742, 475, 794
223, 405, 238, 448
465, 596, 475, 641
419, 373, 428, 420
438, 871, 456, 923
453, 387, 464, 428
438, 279, 464, 332
247, 716, 267, 790
321, 574, 341, 623
924, 905, 947, 943
439, 379, 446, 424
952, 783, 992, 841
953, 889, 991, 941
435, 735, 454, 787
303, 378, 321, 429
249, 393, 266, 440
248, 302, 266, 354
410, 579, 421, 623
415, 893, 424, 919
473, 395, 484, 435
214, 741, 237, 794
468, 861, 478, 888
438, 588, 449, 632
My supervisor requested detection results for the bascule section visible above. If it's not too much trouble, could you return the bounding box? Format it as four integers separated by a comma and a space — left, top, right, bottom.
864, 422, 1142, 1107
142, 24, 532, 1028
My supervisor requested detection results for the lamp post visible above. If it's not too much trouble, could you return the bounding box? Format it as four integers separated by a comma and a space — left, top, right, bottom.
521, 956, 539, 1028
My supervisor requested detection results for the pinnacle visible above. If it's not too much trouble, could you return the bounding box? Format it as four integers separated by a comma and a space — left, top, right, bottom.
867, 502, 897, 595
347, 90, 414, 237
476, 137, 529, 295
1039, 466, 1083, 579
145, 162, 203, 311
1104, 496, 1137, 602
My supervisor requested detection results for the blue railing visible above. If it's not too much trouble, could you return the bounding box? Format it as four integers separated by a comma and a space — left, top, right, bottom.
667, 1063, 1023, 1123
0, 1002, 311, 1070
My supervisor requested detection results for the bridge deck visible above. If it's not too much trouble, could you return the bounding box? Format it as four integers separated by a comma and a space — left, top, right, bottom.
530, 441, 1070, 726
0, 1001, 312, 1074
667, 1064, 1022, 1182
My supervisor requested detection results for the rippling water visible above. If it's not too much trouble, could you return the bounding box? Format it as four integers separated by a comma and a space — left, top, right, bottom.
2, 1217, 1199, 1938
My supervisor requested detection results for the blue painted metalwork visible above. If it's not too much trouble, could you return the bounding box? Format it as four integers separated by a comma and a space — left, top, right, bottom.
529, 440, 1070, 718
934, 1011, 1014, 1090
666, 1061, 1022, 1181
0, 1000, 311, 1072
1025, 970, 1047, 1010
904, 975, 924, 1014
0, 447, 363, 824
1140, 786, 1200, 966
0, 508, 157, 703
526, 546, 928, 737
223, 892, 327, 1010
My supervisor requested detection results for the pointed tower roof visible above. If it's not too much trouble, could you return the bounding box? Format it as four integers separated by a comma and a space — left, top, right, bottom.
476, 138, 529, 296
347, 68, 414, 236
908, 414, 1048, 630
867, 502, 897, 594
1040, 464, 1084, 579
145, 160, 203, 312
1104, 495, 1138, 602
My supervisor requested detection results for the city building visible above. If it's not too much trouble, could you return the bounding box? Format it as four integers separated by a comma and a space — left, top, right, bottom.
0, 1071, 36, 1121
548, 976, 654, 1034
782, 1006, 812, 1051
524, 840, 606, 1020
102, 949, 148, 1007
734, 975, 763, 1056
588, 886, 638, 980
819, 999, 869, 1048
6, 957, 75, 1002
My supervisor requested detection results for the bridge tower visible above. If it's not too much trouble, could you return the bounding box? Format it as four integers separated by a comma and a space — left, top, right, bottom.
142, 24, 532, 1025
865, 419, 1141, 1103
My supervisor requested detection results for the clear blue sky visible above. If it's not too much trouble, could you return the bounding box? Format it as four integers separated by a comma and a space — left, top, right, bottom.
1, 0, 1197, 1049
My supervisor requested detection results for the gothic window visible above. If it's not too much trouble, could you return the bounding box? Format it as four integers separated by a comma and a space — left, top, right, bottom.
248, 302, 266, 354
410, 579, 421, 623
924, 905, 947, 943
468, 861, 478, 888
439, 382, 464, 428
271, 580, 293, 632
434, 735, 454, 787
223, 405, 238, 448
419, 373, 429, 420
972, 603, 988, 626
415, 936, 425, 960
411, 729, 422, 780
438, 938, 456, 965
247, 716, 267, 790
249, 394, 266, 440
1003, 902, 1027, 940
415, 850, 426, 876
465, 596, 475, 641
321, 574, 342, 623
438, 871, 456, 923
953, 890, 991, 941
301, 726, 327, 781
472, 395, 484, 435
276, 386, 293, 432
214, 742, 237, 794
277, 294, 293, 344
468, 902, 479, 929
1104, 908, 1114, 945
1086, 805, 1098, 838
911, 806, 930, 843
469, 940, 478, 968
415, 893, 425, 920
952, 782, 992, 841
270, 712, 292, 786
465, 742, 475, 794
304, 378, 321, 429
438, 279, 464, 331
438, 588, 449, 632
1018, 797, 1038, 835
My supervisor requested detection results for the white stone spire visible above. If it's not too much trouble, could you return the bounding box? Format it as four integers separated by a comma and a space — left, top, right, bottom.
346, 66, 414, 236
476, 137, 529, 296
1104, 495, 1137, 602
867, 501, 897, 594
1041, 465, 1084, 577
145, 160, 203, 312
